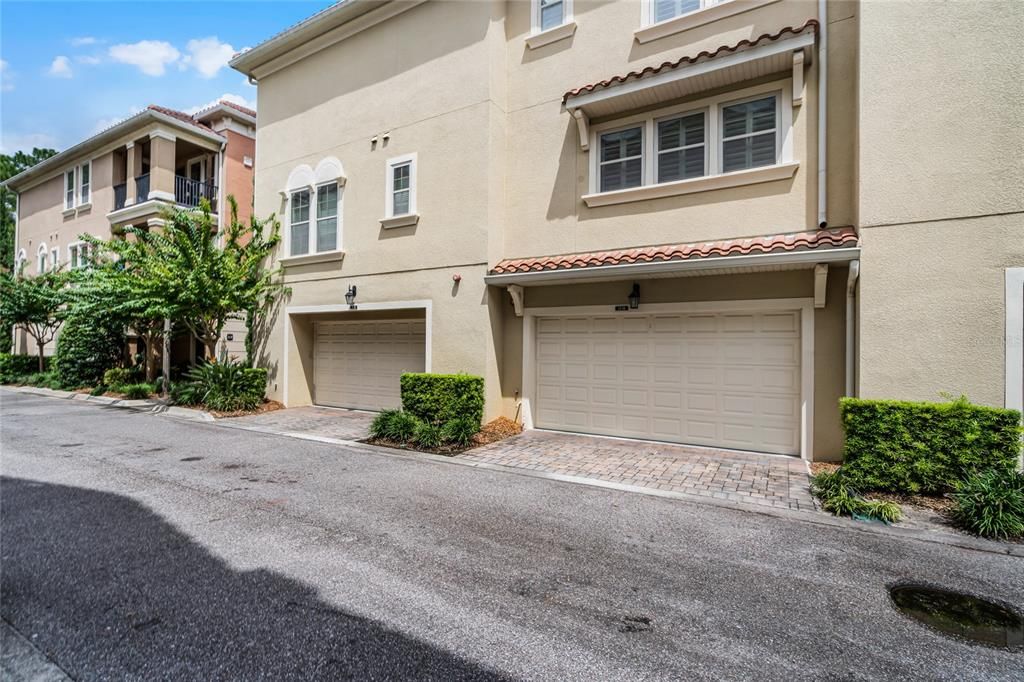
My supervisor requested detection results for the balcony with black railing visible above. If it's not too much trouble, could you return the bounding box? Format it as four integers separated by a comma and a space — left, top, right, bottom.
175, 175, 217, 210
135, 173, 150, 203
113, 182, 127, 210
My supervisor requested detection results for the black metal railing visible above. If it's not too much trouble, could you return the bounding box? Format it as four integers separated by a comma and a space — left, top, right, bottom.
175, 175, 217, 210
113, 183, 127, 210
135, 173, 150, 203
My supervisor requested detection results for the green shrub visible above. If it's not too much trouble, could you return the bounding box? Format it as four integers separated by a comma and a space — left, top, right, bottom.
810, 469, 902, 524
53, 311, 127, 389
23, 370, 60, 389
121, 383, 154, 400
951, 470, 1024, 540
90, 384, 108, 396
370, 409, 402, 440
103, 367, 134, 391
175, 360, 267, 411
413, 420, 443, 449
383, 411, 421, 443
440, 416, 479, 448
400, 373, 484, 427
839, 397, 1022, 494
0, 353, 49, 383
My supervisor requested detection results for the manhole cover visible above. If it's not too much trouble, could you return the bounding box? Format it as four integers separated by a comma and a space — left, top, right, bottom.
889, 583, 1023, 649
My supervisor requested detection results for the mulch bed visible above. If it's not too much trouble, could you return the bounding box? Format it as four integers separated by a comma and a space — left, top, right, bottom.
808, 462, 955, 518
209, 399, 285, 419
362, 416, 523, 457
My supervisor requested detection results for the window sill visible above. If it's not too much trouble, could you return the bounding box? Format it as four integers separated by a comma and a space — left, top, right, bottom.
379, 213, 420, 229
582, 161, 799, 207
526, 21, 577, 49
634, 0, 781, 44
62, 207, 76, 217
77, 202, 92, 212
279, 250, 345, 267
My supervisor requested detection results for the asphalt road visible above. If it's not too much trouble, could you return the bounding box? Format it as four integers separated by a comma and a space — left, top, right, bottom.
1, 390, 1021, 680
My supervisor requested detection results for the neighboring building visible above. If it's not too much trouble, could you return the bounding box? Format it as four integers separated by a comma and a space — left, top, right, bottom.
5, 100, 257, 358
231, 0, 1023, 461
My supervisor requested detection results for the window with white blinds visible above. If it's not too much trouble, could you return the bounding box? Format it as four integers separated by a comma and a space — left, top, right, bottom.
722, 96, 777, 173
599, 127, 644, 192
650, 0, 724, 23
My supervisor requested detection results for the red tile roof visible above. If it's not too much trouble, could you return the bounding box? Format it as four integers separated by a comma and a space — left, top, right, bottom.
218, 99, 257, 118
563, 19, 819, 103
146, 104, 217, 134
490, 227, 858, 275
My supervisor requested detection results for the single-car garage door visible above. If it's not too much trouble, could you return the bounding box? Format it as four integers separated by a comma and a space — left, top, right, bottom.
314, 318, 425, 411
534, 311, 801, 455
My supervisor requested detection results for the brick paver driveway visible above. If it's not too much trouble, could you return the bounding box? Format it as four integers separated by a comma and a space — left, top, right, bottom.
460, 430, 816, 511
220, 406, 375, 442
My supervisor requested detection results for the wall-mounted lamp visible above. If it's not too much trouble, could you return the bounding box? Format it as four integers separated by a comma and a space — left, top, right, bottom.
628, 282, 640, 310
345, 285, 357, 308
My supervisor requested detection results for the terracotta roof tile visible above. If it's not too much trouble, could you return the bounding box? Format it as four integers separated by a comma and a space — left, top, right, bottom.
490, 227, 858, 275
146, 104, 217, 134
563, 19, 819, 103
218, 99, 257, 118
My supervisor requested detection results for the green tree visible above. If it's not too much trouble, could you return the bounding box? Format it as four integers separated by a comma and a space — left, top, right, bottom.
0, 268, 68, 371
1, 148, 58, 272
85, 197, 284, 364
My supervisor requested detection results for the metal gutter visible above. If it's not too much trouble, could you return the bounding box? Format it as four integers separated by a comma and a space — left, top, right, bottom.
484, 247, 862, 286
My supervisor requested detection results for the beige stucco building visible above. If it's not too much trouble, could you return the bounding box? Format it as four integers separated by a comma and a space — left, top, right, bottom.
5, 100, 257, 359
231, 0, 1023, 461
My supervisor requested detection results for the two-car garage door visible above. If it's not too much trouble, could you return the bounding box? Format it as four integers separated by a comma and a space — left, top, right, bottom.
534, 310, 802, 455
314, 319, 425, 411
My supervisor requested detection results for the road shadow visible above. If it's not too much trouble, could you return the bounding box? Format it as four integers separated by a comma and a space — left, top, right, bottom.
0, 477, 508, 680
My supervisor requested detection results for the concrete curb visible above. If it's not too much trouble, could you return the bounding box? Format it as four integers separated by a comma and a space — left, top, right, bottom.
7, 386, 215, 422
210, 418, 1024, 559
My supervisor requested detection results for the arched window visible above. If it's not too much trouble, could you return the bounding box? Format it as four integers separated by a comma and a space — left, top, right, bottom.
15, 249, 26, 274
284, 158, 345, 257
37, 243, 48, 274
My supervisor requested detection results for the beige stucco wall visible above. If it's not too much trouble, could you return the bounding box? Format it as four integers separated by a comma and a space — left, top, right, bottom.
856, 0, 1024, 408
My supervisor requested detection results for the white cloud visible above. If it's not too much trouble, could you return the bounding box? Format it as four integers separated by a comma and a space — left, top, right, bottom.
182, 36, 235, 79
0, 131, 59, 154
89, 106, 144, 135
71, 36, 99, 46
186, 93, 255, 116
0, 59, 13, 92
76, 55, 103, 66
108, 40, 180, 76
48, 56, 73, 78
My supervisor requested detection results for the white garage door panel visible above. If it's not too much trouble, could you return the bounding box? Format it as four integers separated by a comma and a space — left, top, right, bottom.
535, 311, 801, 455
314, 319, 425, 411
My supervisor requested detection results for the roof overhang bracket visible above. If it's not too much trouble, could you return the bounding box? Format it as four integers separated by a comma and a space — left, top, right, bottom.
507, 284, 525, 317
571, 109, 590, 152
814, 263, 828, 308
792, 50, 805, 107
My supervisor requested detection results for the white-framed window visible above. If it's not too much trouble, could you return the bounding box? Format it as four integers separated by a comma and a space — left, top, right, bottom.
588, 84, 789, 195
288, 188, 311, 256
37, 244, 48, 274
50, 247, 59, 271
533, 0, 573, 32
68, 242, 91, 269
385, 153, 417, 218
647, 0, 724, 24
79, 161, 91, 205
15, 248, 26, 274
598, 125, 644, 192
64, 169, 76, 210
287, 182, 339, 257
720, 94, 777, 173
315, 183, 339, 253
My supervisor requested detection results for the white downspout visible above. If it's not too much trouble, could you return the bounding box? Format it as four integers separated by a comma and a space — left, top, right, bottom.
817, 0, 828, 227
845, 260, 860, 396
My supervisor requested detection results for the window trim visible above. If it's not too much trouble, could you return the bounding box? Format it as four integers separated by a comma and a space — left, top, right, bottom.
78, 160, 92, 207
37, 243, 48, 274
636, 0, 781, 44
288, 187, 312, 257
528, 0, 576, 49
314, 181, 340, 253
718, 91, 781, 175
597, 123, 646, 193
64, 169, 76, 211
586, 82, 793, 203
383, 153, 418, 224
654, 108, 709, 185
285, 181, 342, 258
67, 241, 91, 269
50, 247, 59, 272
15, 249, 26, 274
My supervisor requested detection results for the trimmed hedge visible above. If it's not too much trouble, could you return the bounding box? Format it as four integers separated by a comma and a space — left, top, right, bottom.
54, 311, 126, 389
400, 373, 484, 427
840, 397, 1022, 494
0, 353, 49, 383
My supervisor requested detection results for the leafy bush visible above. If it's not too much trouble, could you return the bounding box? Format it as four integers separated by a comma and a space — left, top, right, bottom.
440, 416, 479, 448
811, 470, 902, 524
54, 311, 126, 389
89, 384, 108, 396
370, 409, 402, 440
400, 373, 484, 427
383, 411, 421, 443
175, 360, 267, 411
103, 367, 135, 391
121, 383, 154, 400
413, 420, 443, 449
839, 397, 1022, 494
0, 353, 49, 383
951, 470, 1024, 540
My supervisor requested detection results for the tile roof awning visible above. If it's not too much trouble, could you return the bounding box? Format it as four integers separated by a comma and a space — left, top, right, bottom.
485, 227, 859, 285
563, 20, 817, 120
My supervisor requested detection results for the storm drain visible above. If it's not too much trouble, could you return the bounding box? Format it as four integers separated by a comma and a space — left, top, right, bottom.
889, 583, 1023, 649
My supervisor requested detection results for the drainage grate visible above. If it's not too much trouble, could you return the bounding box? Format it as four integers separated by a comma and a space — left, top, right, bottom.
889, 583, 1023, 650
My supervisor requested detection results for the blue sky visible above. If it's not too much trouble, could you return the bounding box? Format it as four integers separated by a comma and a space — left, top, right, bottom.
0, 0, 332, 153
